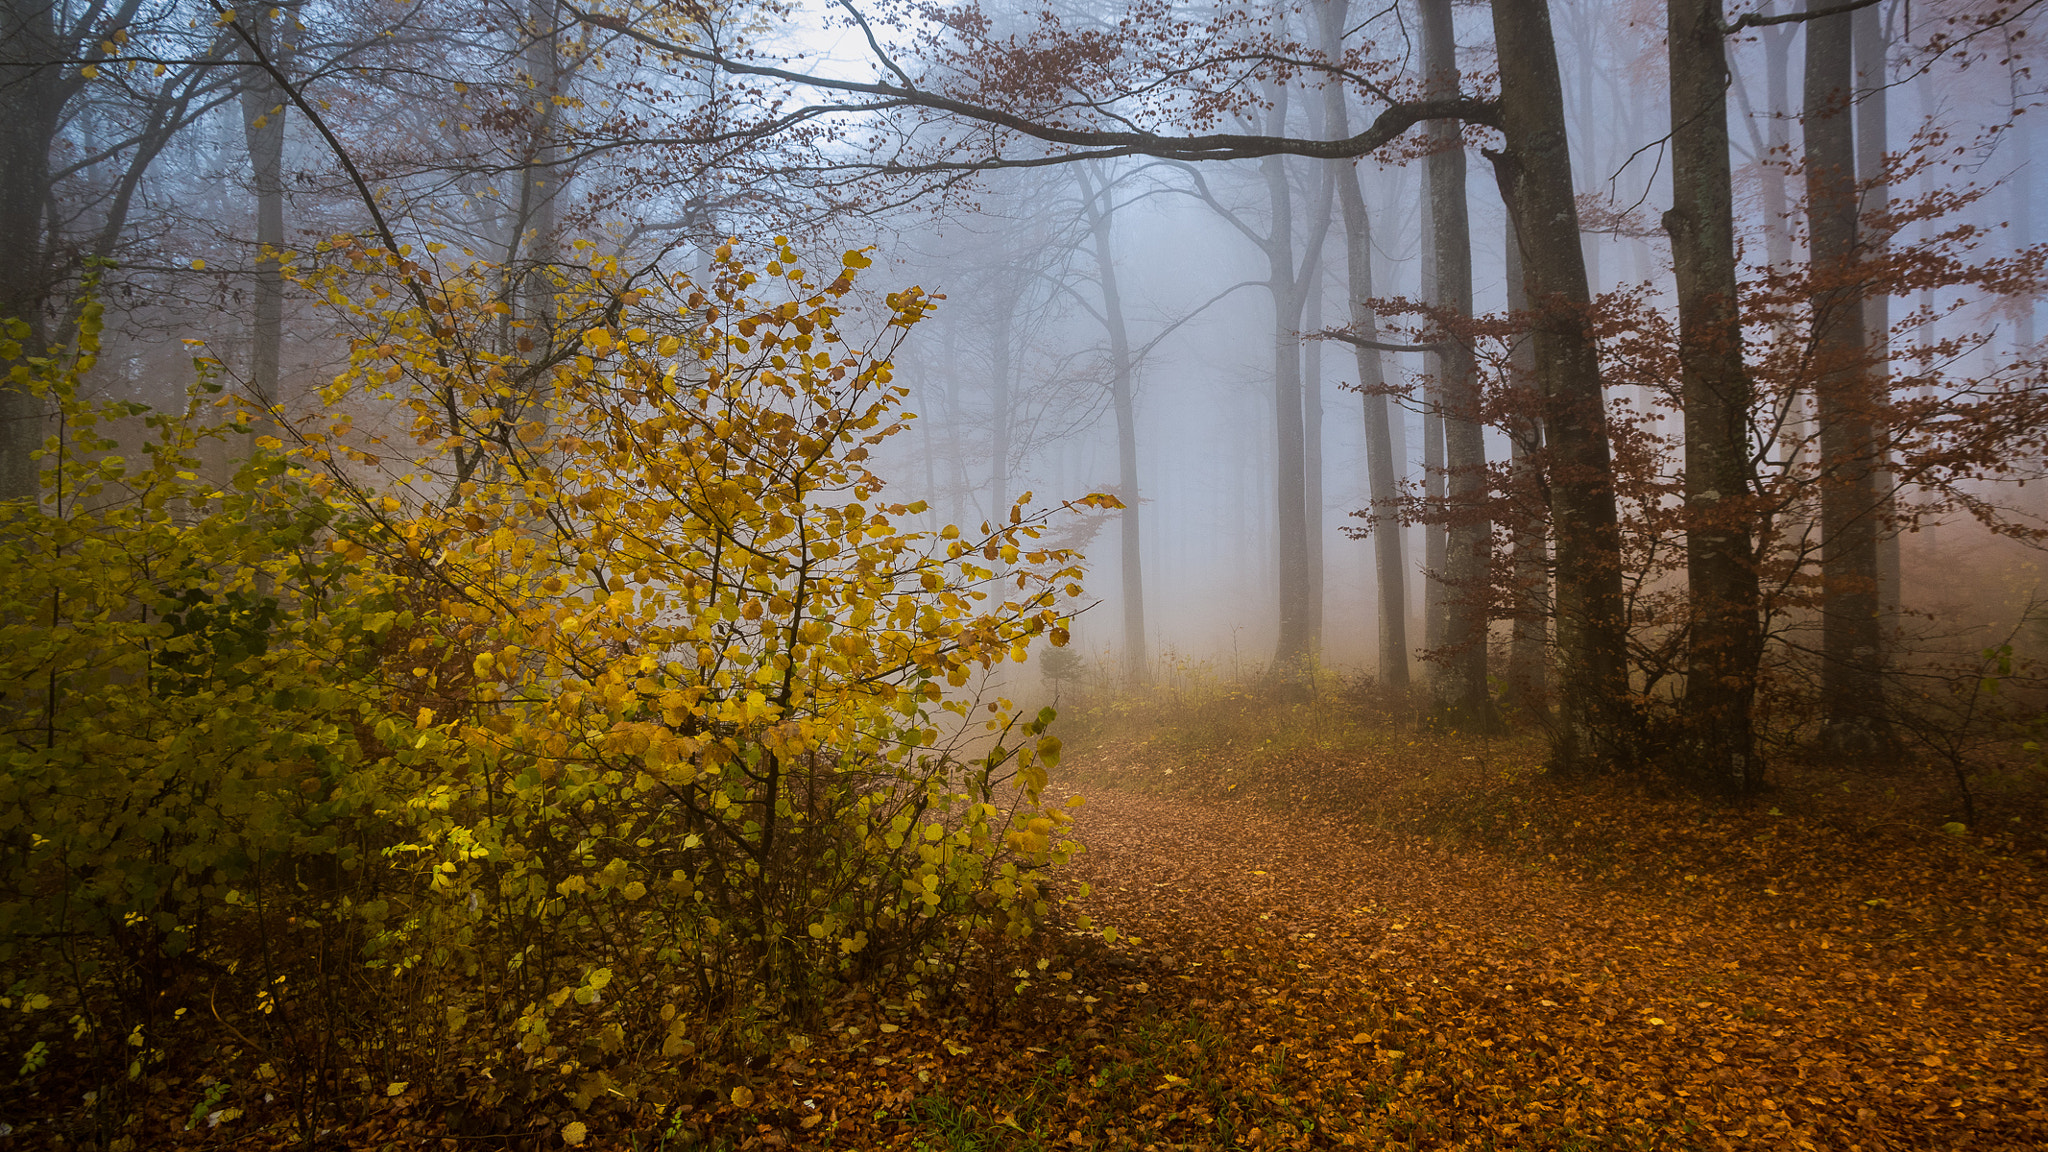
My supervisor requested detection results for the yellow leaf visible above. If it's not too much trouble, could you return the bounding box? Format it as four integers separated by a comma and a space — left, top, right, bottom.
189, 258, 206, 271
561, 1120, 587, 1145
387, 1081, 408, 1096
730, 1085, 755, 1108
80, 64, 100, 79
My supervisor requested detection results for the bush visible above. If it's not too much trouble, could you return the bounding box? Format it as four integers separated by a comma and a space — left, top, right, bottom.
0, 288, 413, 1137
1, 244, 1102, 1140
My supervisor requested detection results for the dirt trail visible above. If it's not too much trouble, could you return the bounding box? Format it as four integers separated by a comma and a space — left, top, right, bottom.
1062, 786, 2048, 1150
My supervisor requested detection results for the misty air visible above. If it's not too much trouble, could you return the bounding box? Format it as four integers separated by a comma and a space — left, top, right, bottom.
2, 0, 2045, 1146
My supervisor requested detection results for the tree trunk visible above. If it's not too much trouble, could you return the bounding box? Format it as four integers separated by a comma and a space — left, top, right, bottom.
510, 0, 565, 359
1664, 0, 1761, 792
1316, 0, 1411, 690
1487, 0, 1637, 771
1855, 0, 1900, 632
1304, 228, 1328, 653
1503, 216, 1548, 712
1077, 162, 1150, 682
1421, 0, 1501, 731
1418, 180, 1449, 657
991, 287, 1014, 516
1761, 5, 1805, 475
240, 5, 292, 419
1, 0, 77, 502
1807, 0, 1896, 758
1259, 85, 1334, 676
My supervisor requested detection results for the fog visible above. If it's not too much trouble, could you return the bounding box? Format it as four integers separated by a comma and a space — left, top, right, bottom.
6, 0, 2045, 690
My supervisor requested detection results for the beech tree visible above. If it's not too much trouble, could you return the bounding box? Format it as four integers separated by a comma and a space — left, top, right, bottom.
1665, 0, 1762, 789
1314, 0, 1410, 691
1420, 0, 1500, 731
1486, 0, 1637, 769
1804, 0, 1897, 758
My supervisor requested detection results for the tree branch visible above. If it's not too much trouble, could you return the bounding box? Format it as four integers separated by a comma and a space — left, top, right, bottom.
1309, 328, 1448, 353
1724, 0, 1884, 34
569, 3, 1499, 163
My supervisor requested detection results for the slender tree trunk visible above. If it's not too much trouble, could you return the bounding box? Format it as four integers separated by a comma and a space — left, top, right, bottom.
1421, 0, 1500, 731
1418, 182, 1449, 657
941, 315, 969, 530
1077, 162, 1150, 682
1267, 149, 1313, 673
240, 5, 291, 419
1261, 86, 1333, 676
1571, 4, 1604, 293
1317, 0, 1411, 690
1760, 8, 1807, 476
1806, 0, 1896, 758
1855, 0, 1900, 632
1304, 232, 1328, 652
509, 0, 565, 364
1665, 0, 1761, 792
1761, 11, 1795, 269
991, 289, 1014, 516
1488, 0, 1637, 771
1503, 218, 1549, 712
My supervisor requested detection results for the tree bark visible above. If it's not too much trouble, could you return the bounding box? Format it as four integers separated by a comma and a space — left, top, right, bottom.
1420, 0, 1500, 731
1304, 224, 1328, 652
1664, 0, 1761, 792
1076, 161, 1150, 682
1256, 85, 1334, 677
1487, 0, 1637, 770
1806, 0, 1896, 758
1855, 0, 1900, 632
1316, 0, 1411, 690
1, 0, 79, 502
1416, 177, 1449, 660
1266, 144, 1314, 674
510, 0, 566, 365
1502, 216, 1548, 712
990, 284, 1014, 516
240, 5, 293, 419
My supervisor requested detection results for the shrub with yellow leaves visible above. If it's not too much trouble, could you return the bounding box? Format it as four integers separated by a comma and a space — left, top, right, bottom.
290, 237, 1107, 1107
0, 244, 1102, 1135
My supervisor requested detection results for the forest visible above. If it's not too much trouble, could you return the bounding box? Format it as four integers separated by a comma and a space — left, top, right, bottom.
1, 0, 2046, 1145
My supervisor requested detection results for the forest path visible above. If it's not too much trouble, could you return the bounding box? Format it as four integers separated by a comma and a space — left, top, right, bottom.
1055, 785, 2046, 1150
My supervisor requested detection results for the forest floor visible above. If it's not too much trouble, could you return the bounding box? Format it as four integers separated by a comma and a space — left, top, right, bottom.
732, 702, 2048, 1152
94, 698, 2048, 1151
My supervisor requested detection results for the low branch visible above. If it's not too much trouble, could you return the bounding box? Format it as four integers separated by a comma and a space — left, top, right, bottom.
1724, 0, 1884, 34
570, 4, 1499, 163
1310, 328, 1448, 353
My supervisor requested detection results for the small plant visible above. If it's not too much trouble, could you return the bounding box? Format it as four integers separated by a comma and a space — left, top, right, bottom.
1040, 645, 1089, 689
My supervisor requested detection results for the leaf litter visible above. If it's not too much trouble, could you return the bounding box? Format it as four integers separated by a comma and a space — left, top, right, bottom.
729, 736, 2048, 1151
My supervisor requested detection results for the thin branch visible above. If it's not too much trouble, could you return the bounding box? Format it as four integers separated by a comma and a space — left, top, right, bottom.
1309, 328, 1448, 353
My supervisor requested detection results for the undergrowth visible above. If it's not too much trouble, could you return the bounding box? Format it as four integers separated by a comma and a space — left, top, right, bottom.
1054, 672, 2048, 868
